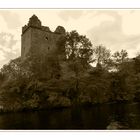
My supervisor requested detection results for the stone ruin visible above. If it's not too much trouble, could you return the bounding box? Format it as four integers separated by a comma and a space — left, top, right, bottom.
21, 15, 66, 60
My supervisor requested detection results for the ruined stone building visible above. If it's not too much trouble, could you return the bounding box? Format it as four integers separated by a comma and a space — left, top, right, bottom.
21, 15, 67, 79
21, 15, 66, 61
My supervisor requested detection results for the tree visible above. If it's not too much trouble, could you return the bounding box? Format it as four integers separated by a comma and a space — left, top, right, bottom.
0, 57, 32, 80
64, 30, 93, 103
65, 30, 93, 66
112, 49, 128, 71
22, 51, 61, 80
92, 45, 111, 69
133, 54, 140, 74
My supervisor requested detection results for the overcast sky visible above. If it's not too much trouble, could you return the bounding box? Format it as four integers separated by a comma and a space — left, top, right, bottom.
0, 9, 140, 68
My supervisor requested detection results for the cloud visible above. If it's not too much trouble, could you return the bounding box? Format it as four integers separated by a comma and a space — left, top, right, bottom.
0, 11, 22, 68
0, 32, 20, 68
58, 10, 84, 22
87, 11, 140, 57
0, 11, 21, 29
120, 10, 140, 35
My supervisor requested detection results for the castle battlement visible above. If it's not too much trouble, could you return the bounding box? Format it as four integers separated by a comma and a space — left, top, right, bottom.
21, 15, 66, 60
22, 15, 65, 35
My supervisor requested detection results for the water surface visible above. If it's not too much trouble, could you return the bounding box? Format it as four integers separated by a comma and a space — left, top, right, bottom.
0, 103, 140, 129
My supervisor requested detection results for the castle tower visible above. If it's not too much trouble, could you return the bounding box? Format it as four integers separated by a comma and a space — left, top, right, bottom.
21, 15, 66, 60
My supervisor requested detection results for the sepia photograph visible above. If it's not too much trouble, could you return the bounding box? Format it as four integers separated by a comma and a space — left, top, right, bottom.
0, 9, 140, 130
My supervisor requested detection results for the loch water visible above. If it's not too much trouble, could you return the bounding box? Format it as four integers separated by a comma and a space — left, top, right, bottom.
0, 103, 140, 130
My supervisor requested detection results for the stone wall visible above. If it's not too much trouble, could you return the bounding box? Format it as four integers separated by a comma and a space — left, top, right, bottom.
21, 15, 66, 60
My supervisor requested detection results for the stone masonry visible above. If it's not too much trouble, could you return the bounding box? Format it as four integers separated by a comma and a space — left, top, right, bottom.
21, 15, 66, 60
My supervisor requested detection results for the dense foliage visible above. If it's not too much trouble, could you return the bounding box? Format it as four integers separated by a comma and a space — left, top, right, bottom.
0, 30, 140, 112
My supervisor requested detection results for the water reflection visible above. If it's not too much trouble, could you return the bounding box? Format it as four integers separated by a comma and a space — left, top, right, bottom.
0, 103, 140, 129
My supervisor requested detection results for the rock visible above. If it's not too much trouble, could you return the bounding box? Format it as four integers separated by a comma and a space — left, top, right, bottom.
107, 121, 129, 130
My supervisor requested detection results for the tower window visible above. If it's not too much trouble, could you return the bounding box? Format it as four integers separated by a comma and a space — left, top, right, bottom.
45, 36, 48, 40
